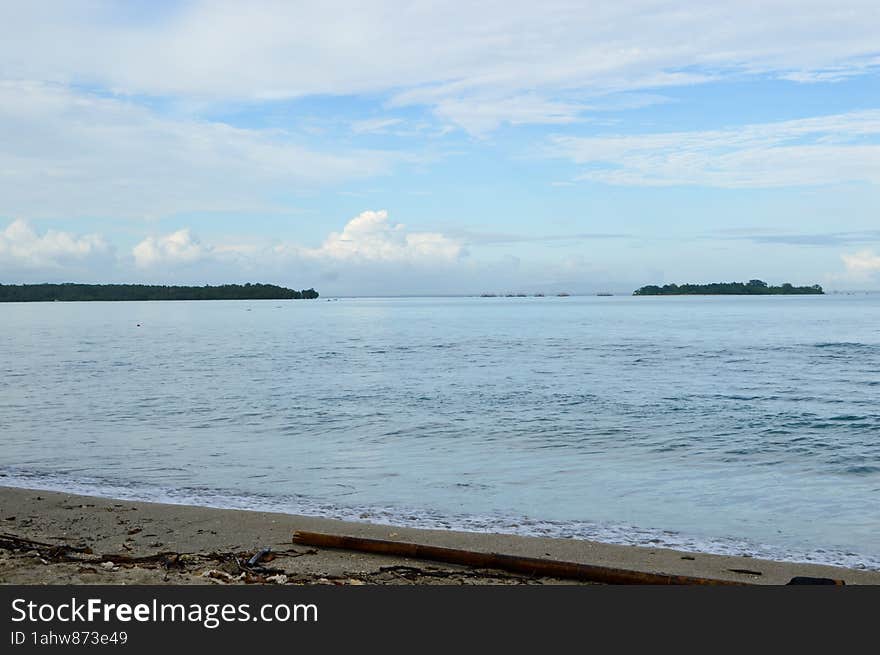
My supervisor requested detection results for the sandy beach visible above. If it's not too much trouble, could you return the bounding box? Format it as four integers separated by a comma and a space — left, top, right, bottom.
2, 485, 878, 585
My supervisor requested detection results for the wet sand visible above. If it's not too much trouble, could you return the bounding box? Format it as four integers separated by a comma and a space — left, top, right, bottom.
2, 486, 878, 585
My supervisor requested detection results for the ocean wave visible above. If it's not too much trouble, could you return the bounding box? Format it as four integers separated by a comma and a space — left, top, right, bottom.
811, 342, 876, 349
3, 468, 879, 572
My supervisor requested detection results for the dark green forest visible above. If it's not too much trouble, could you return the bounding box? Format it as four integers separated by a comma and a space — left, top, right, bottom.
0, 283, 319, 302
633, 280, 823, 296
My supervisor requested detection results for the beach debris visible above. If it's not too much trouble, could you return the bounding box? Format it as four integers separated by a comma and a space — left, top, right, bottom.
728, 568, 763, 576
292, 531, 750, 586
380, 566, 418, 584
0, 532, 93, 558
247, 547, 272, 567
234, 550, 289, 579
373, 564, 537, 585
786, 576, 845, 585
1, 531, 322, 584
202, 569, 245, 582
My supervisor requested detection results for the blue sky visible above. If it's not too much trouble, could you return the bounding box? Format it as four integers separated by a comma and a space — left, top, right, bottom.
1, 1, 879, 294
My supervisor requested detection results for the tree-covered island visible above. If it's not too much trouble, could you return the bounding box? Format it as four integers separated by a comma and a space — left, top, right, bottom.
633, 280, 823, 296
0, 283, 319, 302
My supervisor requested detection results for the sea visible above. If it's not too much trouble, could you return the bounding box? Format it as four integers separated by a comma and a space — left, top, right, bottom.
2, 294, 879, 569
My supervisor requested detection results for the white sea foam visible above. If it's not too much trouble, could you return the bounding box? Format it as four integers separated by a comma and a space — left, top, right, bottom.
3, 468, 878, 572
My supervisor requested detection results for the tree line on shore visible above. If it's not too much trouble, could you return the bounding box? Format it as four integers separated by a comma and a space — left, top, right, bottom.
0, 283, 319, 302
633, 280, 823, 295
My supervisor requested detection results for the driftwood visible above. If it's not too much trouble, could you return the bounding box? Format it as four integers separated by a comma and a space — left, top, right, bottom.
786, 576, 844, 585
0, 532, 92, 553
292, 531, 749, 585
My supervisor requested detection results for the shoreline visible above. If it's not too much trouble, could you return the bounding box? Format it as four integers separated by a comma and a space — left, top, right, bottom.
5, 471, 875, 571
3, 486, 878, 585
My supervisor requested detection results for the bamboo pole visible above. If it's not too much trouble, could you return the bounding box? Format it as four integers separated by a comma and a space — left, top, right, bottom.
291, 531, 750, 585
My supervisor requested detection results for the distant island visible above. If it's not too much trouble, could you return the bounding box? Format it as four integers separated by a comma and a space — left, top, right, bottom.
633, 280, 823, 296
0, 283, 319, 302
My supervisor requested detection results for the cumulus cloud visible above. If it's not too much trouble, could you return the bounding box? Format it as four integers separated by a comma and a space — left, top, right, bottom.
840, 250, 880, 280
132, 229, 211, 268
0, 219, 110, 270
306, 210, 464, 263
549, 110, 880, 188
130, 210, 463, 274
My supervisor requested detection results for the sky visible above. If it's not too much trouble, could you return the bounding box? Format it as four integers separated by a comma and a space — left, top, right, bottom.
0, 1, 879, 295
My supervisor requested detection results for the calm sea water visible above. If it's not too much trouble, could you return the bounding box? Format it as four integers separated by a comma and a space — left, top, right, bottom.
2, 295, 879, 568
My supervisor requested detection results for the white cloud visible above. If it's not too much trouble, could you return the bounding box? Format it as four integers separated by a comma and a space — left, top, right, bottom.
305, 210, 464, 263
132, 229, 210, 268
350, 118, 404, 134
0, 81, 397, 219
840, 250, 880, 280
1, 210, 467, 289
549, 110, 880, 188
0, 219, 110, 269
129, 210, 463, 273
779, 70, 862, 84
421, 94, 585, 136
1, 2, 878, 132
